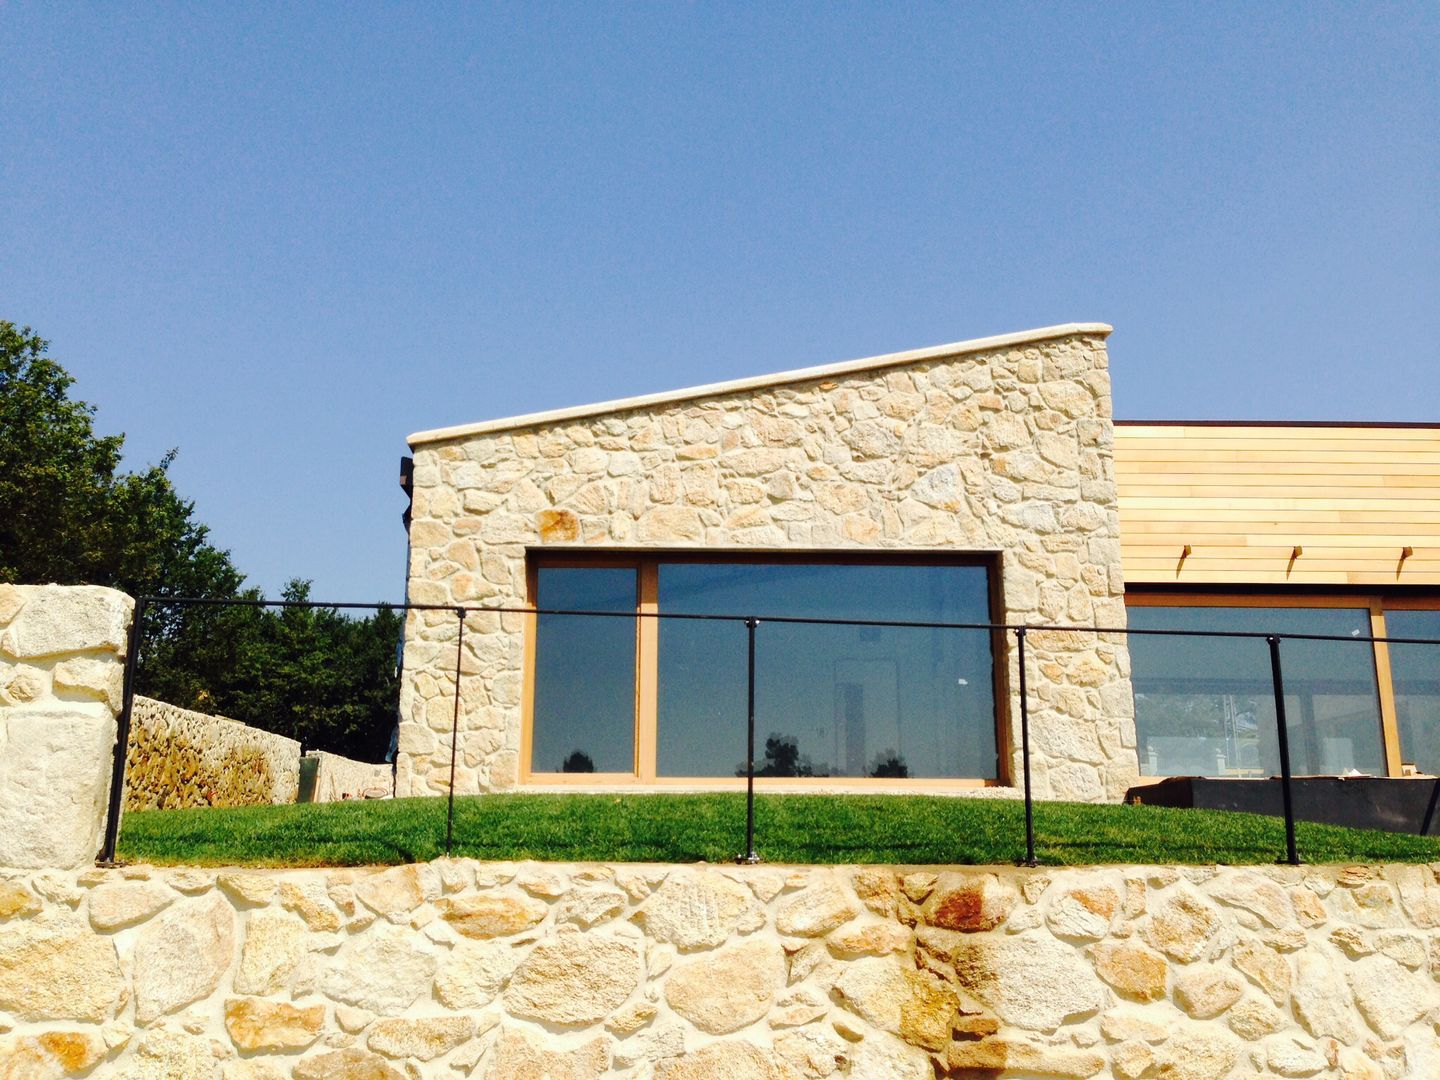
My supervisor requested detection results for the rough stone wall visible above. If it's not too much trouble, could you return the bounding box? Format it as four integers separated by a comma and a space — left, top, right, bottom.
124, 698, 302, 811
2, 860, 1438, 1078
307, 751, 393, 803
400, 330, 1135, 800
0, 583, 131, 870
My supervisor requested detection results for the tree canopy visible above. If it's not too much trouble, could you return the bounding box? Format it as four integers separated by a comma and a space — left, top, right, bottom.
1, 322, 399, 760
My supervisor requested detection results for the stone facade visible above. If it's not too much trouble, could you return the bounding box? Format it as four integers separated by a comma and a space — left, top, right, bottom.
3, 859, 1438, 1078
400, 325, 1136, 799
0, 584, 131, 870
125, 698, 303, 811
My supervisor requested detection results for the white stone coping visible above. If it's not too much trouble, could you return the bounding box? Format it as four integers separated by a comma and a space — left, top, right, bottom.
407, 322, 1114, 447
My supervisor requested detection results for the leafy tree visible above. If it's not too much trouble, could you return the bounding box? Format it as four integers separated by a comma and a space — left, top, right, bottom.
2, 322, 401, 761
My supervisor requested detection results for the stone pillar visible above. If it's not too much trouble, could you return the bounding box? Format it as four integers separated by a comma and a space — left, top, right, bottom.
0, 584, 133, 869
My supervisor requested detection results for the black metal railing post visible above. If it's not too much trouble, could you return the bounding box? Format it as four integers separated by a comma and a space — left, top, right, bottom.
99, 595, 147, 866
1015, 626, 1038, 867
1267, 634, 1301, 865
736, 617, 761, 865
444, 607, 465, 858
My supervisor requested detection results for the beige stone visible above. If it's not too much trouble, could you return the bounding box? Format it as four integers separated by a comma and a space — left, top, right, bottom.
0, 882, 41, 919
1265, 1036, 1328, 1078
921, 871, 1019, 932
1046, 883, 1118, 940
481, 1029, 609, 1080
636, 870, 758, 949
557, 885, 626, 927
770, 986, 829, 1028
1091, 939, 1168, 1001
918, 926, 1105, 1032
826, 920, 910, 956
1112, 1040, 1154, 1080
133, 893, 235, 1022
654, 1041, 802, 1080
234, 908, 309, 995
353, 864, 432, 919
0, 910, 123, 1022
1099, 1008, 1170, 1044
224, 996, 325, 1051
666, 938, 786, 1034
1292, 952, 1357, 1042
0, 1030, 105, 1077
1228, 995, 1287, 1039
1143, 888, 1225, 961
1173, 965, 1244, 1019
112, 1029, 219, 1080
434, 939, 521, 1008
1, 585, 132, 660
366, 1016, 475, 1060
851, 869, 899, 917
831, 955, 959, 1050
280, 881, 344, 931
1348, 953, 1435, 1038
507, 930, 643, 1025
1394, 864, 1440, 928
1152, 1028, 1241, 1080
321, 928, 438, 1013
773, 1027, 847, 1078
946, 1037, 1105, 1077
844, 1030, 932, 1080
1207, 871, 1294, 928
88, 880, 174, 930
0, 711, 116, 870
293, 1048, 406, 1080
899, 872, 937, 904
605, 1000, 658, 1035
436, 891, 547, 938
51, 655, 123, 709
1233, 939, 1291, 1006
775, 881, 859, 937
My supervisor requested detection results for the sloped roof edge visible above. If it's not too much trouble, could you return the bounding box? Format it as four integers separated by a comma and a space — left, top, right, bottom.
407, 321, 1113, 447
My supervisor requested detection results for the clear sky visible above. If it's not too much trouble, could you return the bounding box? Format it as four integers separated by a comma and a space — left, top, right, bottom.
3, 3, 1436, 602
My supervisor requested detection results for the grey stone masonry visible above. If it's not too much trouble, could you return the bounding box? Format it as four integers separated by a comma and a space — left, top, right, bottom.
399, 326, 1137, 799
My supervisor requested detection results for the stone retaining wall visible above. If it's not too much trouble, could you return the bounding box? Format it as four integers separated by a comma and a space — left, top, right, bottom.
2, 860, 1437, 1078
124, 698, 302, 811
402, 327, 1136, 801
0, 583, 130, 870
307, 751, 393, 802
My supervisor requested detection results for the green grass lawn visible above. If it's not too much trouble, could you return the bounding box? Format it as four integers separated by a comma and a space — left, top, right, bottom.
116, 793, 1440, 868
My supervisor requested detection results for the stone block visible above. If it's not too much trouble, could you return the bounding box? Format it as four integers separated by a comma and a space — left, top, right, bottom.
0, 711, 116, 870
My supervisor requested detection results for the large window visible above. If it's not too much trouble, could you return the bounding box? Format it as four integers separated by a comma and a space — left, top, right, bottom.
1386, 609, 1440, 776
526, 556, 999, 783
1129, 603, 1386, 778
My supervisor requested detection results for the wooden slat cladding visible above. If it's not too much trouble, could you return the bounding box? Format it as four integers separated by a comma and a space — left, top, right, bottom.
1115, 424, 1440, 587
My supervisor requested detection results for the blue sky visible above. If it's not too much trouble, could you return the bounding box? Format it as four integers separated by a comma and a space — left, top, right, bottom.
3, 3, 1436, 601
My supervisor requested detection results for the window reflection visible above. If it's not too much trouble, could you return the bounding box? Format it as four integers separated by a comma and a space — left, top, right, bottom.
1385, 610, 1440, 775
531, 567, 637, 774
656, 562, 996, 779
1129, 605, 1384, 778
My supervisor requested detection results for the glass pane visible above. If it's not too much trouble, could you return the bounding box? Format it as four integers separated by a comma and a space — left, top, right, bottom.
1385, 610, 1440, 775
1128, 605, 1383, 777
656, 563, 995, 779
531, 567, 636, 774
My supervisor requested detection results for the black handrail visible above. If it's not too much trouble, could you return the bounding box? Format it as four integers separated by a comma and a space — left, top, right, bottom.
97, 593, 1440, 868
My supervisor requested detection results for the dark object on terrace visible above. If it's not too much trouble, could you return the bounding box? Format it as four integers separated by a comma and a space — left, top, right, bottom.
1128, 775, 1440, 837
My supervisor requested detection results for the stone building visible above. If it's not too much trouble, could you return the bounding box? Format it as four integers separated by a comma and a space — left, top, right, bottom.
398, 324, 1136, 800
399, 322, 1440, 800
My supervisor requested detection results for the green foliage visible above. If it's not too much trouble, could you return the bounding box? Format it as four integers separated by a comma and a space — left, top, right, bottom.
1, 321, 400, 760
117, 793, 1440, 868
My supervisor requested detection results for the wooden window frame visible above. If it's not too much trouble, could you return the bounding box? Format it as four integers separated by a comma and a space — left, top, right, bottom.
521, 550, 1007, 789
1126, 589, 1440, 779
